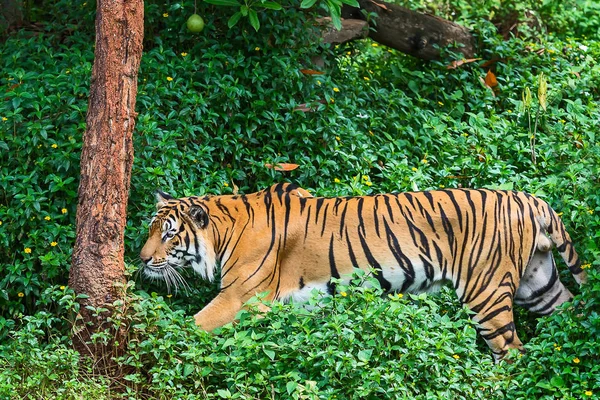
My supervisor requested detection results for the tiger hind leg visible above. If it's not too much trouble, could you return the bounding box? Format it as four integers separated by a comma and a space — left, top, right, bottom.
515, 249, 573, 315
463, 282, 524, 362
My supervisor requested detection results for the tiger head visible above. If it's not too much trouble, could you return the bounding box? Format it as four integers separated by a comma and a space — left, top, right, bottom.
140, 191, 217, 290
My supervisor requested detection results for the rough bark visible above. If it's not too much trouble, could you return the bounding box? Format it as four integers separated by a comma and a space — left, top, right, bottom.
69, 0, 143, 367
341, 0, 476, 60
319, 17, 369, 45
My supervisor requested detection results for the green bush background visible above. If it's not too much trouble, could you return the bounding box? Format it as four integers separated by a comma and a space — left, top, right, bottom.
1, 0, 599, 398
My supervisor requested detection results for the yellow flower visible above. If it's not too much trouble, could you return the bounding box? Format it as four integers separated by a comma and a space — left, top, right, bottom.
461, 133, 469, 137
1, 117, 7, 121
560, 119, 566, 123
411, 167, 418, 172
51, 242, 58, 247
24, 248, 32, 254
573, 358, 580, 364
438, 101, 444, 106
581, 263, 591, 270
588, 210, 594, 215
45, 216, 51, 221
397, 293, 403, 298
255, 47, 260, 51
372, 43, 378, 47
421, 159, 428, 164
51, 144, 58, 149
365, 181, 372, 187
334, 178, 341, 183
340, 291, 347, 297
163, 13, 168, 17
181, 52, 188, 57
453, 354, 460, 359
335, 136, 341, 142
0, 220, 2, 225
62, 208, 67, 214
363, 77, 370, 81
167, 294, 173, 298
555, 346, 562, 351
333, 87, 340, 92
223, 182, 229, 187
316, 81, 321, 86
166, 76, 173, 81
18, 292, 25, 298
439, 184, 445, 188
585, 391, 593, 396
60, 286, 66, 290
346, 51, 351, 55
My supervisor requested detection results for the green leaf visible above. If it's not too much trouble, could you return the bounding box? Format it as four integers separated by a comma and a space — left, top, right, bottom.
183, 364, 195, 377
357, 349, 372, 362
249, 9, 260, 31
240, 5, 248, 16
228, 12, 243, 28
286, 381, 298, 395
340, 0, 359, 7
326, 0, 342, 30
261, 1, 283, 10
263, 348, 275, 360
300, 0, 318, 8
204, 0, 241, 6
550, 375, 565, 388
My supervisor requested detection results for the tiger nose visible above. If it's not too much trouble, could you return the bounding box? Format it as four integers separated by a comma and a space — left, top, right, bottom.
140, 255, 152, 264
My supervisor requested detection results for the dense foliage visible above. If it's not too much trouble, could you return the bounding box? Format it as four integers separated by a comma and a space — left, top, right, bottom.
1, 0, 599, 398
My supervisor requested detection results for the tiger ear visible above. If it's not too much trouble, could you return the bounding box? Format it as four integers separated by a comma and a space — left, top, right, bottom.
155, 190, 174, 209
189, 206, 209, 229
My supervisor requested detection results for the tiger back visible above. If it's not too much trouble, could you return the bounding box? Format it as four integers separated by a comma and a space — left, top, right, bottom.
140, 183, 586, 361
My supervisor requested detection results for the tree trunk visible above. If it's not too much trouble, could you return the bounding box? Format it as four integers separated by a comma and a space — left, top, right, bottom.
69, 0, 143, 368
340, 0, 476, 60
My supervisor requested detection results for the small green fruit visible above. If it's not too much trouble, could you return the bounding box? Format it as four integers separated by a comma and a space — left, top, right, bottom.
187, 14, 205, 33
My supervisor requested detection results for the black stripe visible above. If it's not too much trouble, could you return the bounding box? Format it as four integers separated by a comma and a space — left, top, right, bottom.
328, 235, 341, 295
345, 228, 359, 268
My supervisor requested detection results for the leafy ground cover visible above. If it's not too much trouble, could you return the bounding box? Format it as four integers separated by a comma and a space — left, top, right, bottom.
1, 0, 599, 398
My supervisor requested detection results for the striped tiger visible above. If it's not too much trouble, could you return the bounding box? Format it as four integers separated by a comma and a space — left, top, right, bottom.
140, 182, 586, 361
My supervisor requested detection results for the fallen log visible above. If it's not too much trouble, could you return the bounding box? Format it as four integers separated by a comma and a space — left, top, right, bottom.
334, 0, 476, 60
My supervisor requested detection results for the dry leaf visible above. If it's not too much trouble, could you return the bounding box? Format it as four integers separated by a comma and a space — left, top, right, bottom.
232, 181, 239, 195
265, 163, 299, 171
479, 75, 495, 97
480, 58, 505, 68
293, 99, 326, 113
484, 70, 498, 88
446, 58, 481, 69
300, 69, 325, 75
369, 0, 389, 10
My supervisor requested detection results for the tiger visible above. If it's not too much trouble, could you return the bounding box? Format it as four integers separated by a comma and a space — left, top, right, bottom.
140, 182, 587, 361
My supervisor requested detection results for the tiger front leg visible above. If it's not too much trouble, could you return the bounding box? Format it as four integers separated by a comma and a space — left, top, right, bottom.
193, 292, 244, 331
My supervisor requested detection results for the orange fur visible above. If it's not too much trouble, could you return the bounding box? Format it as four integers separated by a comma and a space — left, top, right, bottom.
141, 183, 586, 361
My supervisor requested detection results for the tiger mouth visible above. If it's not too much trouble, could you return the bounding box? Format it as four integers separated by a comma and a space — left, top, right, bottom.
143, 262, 190, 292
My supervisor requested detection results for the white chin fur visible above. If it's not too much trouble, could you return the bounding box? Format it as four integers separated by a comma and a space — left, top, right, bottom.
143, 267, 165, 279
191, 259, 216, 282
